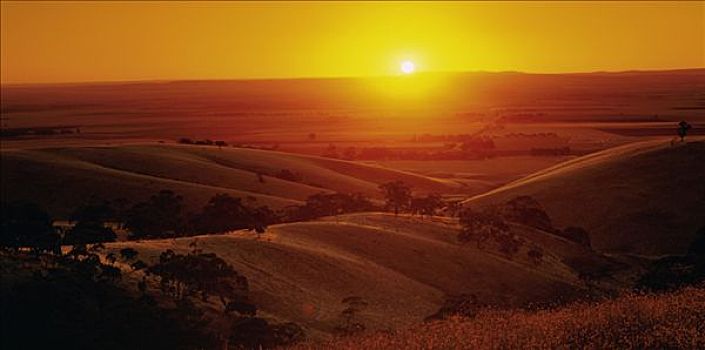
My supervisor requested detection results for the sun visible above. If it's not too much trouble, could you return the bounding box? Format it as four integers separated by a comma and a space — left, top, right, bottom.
400, 60, 416, 74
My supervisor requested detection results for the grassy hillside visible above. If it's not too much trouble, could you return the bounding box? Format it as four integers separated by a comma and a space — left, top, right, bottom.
0, 143, 466, 218
290, 286, 705, 349
464, 138, 705, 256
106, 213, 615, 337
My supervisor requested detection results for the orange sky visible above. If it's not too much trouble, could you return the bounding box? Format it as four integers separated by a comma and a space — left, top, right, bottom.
1, 1, 703, 84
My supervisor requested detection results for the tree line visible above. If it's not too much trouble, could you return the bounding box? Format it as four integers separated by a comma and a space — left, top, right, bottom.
457, 196, 592, 263
0, 235, 304, 349
1, 191, 278, 250
2, 180, 452, 250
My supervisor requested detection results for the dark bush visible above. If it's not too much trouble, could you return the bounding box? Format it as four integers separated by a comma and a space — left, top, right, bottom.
1, 201, 59, 253
458, 209, 508, 249
188, 194, 275, 235
498, 196, 553, 232
558, 226, 592, 247
124, 190, 184, 239
275, 169, 302, 182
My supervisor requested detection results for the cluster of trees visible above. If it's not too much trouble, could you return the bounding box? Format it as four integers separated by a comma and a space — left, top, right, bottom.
122, 191, 276, 240
457, 196, 591, 262
4, 183, 431, 250
488, 196, 591, 248
281, 181, 444, 222
378, 180, 445, 217
124, 191, 278, 240
1, 201, 61, 253
285, 192, 377, 221
1, 238, 304, 349
178, 138, 228, 148
3, 181, 445, 250
321, 144, 497, 161
122, 190, 277, 239
274, 169, 303, 182
1, 191, 277, 249
317, 133, 574, 161
410, 133, 494, 144
457, 209, 524, 259
1, 125, 80, 138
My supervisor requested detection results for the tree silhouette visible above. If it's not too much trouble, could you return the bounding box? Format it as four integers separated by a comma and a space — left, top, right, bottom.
379, 180, 412, 216
64, 200, 117, 245
119, 247, 139, 261
189, 194, 275, 235
495, 233, 523, 258
458, 209, 509, 249
2, 238, 304, 349
335, 296, 368, 336
1, 201, 59, 253
2, 243, 212, 349
410, 194, 443, 218
124, 190, 184, 239
499, 196, 553, 232
678, 121, 692, 142
64, 221, 116, 245
275, 169, 302, 182
292, 192, 375, 221
147, 245, 257, 349
527, 246, 544, 266
559, 226, 592, 247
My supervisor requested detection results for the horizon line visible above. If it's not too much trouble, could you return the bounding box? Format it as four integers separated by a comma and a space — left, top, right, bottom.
2, 67, 704, 87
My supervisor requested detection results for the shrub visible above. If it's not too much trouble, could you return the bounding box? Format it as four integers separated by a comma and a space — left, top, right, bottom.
379, 181, 412, 216
275, 169, 303, 182
559, 226, 592, 247
124, 190, 184, 239
1, 201, 59, 253
458, 209, 508, 249
498, 196, 553, 232
188, 194, 275, 235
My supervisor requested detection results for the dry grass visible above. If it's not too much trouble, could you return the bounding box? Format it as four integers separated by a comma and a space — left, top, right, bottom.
466, 138, 705, 256
107, 213, 603, 338
0, 143, 464, 217
291, 286, 705, 349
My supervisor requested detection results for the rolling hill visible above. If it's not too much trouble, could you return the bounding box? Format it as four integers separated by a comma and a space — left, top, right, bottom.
0, 143, 469, 218
464, 138, 705, 256
106, 212, 618, 338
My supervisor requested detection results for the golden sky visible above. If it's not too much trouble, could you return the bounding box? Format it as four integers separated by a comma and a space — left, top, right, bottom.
1, 1, 703, 84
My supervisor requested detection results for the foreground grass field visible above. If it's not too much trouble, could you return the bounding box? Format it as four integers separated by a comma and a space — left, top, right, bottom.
291, 286, 705, 349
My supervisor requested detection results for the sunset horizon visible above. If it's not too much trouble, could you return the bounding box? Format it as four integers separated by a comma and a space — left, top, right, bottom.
3, 66, 705, 87
2, 2, 704, 350
2, 1, 703, 84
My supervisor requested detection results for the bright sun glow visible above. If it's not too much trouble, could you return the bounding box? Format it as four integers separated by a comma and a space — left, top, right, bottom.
400, 60, 416, 74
